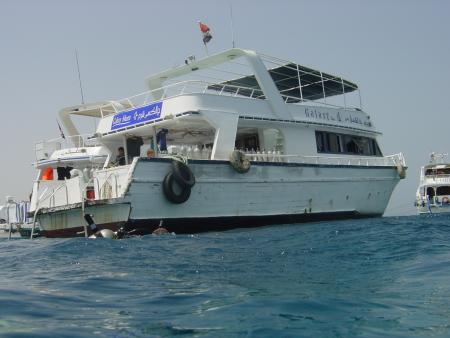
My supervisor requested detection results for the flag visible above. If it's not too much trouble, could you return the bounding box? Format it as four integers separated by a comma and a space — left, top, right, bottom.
198, 21, 212, 44
57, 119, 66, 139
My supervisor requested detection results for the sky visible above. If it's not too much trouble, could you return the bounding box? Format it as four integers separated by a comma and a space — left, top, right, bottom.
0, 0, 449, 216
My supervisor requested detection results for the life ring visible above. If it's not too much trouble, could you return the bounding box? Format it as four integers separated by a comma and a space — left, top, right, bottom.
162, 172, 191, 204
229, 150, 251, 173
171, 160, 195, 187
443, 196, 449, 204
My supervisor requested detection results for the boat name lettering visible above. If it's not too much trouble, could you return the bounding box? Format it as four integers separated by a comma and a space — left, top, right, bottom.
111, 102, 163, 130
304, 108, 371, 127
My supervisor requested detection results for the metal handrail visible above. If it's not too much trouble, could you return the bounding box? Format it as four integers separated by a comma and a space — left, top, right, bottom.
35, 182, 69, 209
35, 133, 102, 161
30, 182, 67, 239
97, 172, 120, 199
241, 151, 405, 167
96, 79, 359, 118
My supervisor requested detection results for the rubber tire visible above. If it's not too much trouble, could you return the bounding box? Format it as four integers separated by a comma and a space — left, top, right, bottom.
162, 172, 191, 204
171, 161, 196, 187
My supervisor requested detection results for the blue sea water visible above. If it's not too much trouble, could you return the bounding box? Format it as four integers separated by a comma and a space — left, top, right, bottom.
1, 215, 450, 337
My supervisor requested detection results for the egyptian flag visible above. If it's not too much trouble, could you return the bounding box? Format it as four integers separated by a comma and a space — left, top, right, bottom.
198, 21, 212, 44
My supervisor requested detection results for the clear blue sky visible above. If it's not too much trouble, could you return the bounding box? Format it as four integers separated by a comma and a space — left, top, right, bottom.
1, 0, 449, 215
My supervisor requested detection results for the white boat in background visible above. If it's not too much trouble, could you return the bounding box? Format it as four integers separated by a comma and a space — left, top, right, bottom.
415, 153, 450, 214
28, 48, 406, 237
0, 197, 34, 236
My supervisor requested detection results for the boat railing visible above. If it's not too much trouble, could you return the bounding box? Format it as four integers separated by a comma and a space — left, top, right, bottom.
424, 173, 450, 178
35, 134, 102, 160
94, 172, 119, 199
421, 176, 450, 185
99, 80, 359, 118
34, 181, 69, 209
92, 163, 133, 199
241, 151, 405, 167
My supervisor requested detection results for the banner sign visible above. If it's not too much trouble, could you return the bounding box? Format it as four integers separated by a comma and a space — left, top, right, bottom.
111, 101, 163, 130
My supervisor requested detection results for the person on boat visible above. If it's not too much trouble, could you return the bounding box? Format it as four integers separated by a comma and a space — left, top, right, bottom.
147, 149, 155, 158
156, 129, 168, 152
115, 147, 126, 165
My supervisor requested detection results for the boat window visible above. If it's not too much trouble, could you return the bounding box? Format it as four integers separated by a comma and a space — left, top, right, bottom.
425, 168, 450, 176
315, 131, 382, 156
427, 187, 435, 198
436, 186, 450, 195
328, 133, 341, 153
316, 131, 326, 152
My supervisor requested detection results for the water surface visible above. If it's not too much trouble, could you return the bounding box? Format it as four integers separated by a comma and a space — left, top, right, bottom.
1, 215, 450, 337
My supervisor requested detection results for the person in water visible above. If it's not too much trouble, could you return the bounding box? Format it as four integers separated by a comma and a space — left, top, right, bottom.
116, 146, 126, 165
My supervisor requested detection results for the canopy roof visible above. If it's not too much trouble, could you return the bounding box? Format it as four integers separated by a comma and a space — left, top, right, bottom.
208, 63, 358, 103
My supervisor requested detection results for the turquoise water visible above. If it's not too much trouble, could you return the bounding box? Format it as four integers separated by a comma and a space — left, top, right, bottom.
1, 215, 450, 337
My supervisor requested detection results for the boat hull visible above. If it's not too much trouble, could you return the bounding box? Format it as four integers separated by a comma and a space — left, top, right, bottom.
417, 204, 450, 214
125, 158, 400, 232
36, 158, 401, 237
36, 202, 130, 238
124, 211, 379, 235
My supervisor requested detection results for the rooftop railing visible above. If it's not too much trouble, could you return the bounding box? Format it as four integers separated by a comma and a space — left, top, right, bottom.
35, 134, 102, 161
97, 80, 360, 118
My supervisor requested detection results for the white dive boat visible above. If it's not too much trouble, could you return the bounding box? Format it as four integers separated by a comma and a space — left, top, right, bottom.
28, 48, 406, 237
0, 197, 33, 235
415, 153, 450, 214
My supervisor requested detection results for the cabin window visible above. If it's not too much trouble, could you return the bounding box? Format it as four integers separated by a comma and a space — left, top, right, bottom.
315, 131, 382, 156
328, 133, 341, 153
425, 168, 450, 176
316, 131, 326, 152
371, 140, 383, 156
436, 186, 450, 195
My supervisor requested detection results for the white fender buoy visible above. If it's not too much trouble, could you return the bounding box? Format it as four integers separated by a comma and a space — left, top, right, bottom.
89, 229, 117, 239
396, 164, 406, 179
229, 150, 251, 173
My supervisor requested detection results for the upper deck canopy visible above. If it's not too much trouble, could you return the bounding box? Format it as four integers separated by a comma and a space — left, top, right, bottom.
208, 63, 358, 103
146, 49, 359, 105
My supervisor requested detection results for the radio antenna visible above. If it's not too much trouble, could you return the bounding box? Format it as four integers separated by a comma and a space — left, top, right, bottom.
75, 50, 85, 104
230, 4, 236, 48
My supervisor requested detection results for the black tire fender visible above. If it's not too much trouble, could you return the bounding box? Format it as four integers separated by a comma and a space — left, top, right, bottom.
171, 160, 195, 187
162, 172, 191, 204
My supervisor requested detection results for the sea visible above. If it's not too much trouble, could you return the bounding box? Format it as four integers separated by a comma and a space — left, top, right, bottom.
1, 215, 450, 338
